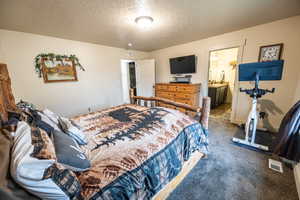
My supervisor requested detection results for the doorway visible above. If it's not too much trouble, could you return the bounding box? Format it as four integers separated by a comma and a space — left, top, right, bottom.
128, 62, 137, 96
121, 60, 136, 103
208, 47, 239, 121
120, 59, 155, 103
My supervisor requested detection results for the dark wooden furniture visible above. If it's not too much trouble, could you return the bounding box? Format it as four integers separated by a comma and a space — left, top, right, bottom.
208, 83, 228, 109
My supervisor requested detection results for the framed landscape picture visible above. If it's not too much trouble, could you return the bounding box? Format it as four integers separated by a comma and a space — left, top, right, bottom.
258, 43, 283, 62
41, 58, 78, 83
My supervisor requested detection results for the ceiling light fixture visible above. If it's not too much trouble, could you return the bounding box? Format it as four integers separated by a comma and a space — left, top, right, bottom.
135, 16, 154, 28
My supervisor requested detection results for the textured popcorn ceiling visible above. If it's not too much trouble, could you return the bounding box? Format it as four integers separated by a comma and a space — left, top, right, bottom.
0, 0, 300, 51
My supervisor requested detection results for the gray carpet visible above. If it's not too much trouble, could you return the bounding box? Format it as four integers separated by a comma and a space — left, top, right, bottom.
167, 118, 298, 200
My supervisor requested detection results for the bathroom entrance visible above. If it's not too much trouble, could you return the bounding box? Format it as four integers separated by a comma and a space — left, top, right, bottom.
208, 47, 239, 120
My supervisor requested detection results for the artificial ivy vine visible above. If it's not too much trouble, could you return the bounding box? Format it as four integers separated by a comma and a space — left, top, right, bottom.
34, 53, 85, 77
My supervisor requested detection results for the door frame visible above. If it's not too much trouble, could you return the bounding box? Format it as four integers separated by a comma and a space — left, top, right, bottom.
120, 59, 134, 104
120, 59, 156, 103
207, 40, 246, 124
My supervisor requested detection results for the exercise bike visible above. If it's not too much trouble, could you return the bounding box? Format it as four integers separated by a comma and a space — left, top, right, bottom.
232, 60, 284, 151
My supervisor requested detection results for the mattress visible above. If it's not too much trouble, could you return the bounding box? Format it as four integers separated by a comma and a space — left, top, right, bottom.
72, 104, 208, 199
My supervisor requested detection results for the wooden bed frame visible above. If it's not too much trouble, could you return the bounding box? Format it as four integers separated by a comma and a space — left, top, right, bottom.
129, 88, 211, 199
0, 64, 17, 124
130, 89, 210, 200
0, 63, 210, 199
130, 89, 211, 130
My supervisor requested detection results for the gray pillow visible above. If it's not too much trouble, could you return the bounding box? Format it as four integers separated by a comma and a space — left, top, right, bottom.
52, 130, 91, 172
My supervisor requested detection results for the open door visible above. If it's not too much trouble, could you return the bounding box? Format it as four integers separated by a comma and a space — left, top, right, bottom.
135, 59, 155, 97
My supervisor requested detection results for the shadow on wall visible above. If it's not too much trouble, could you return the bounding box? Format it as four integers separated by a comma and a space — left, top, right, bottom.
258, 99, 283, 132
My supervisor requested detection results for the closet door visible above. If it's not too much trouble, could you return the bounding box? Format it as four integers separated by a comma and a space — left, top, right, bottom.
135, 59, 155, 97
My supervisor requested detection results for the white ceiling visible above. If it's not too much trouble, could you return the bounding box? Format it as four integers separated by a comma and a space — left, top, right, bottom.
0, 0, 300, 51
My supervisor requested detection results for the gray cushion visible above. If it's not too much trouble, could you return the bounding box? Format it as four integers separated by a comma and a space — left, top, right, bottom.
52, 130, 91, 172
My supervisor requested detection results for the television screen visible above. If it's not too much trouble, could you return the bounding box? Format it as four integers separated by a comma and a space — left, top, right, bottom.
170, 55, 196, 74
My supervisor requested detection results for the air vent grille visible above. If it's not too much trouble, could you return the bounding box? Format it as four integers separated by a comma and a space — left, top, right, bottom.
268, 159, 283, 173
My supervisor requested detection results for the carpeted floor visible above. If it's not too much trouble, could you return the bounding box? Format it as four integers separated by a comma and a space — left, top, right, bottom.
167, 116, 298, 200
210, 103, 232, 121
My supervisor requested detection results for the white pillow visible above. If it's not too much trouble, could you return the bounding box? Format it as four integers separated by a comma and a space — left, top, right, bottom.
43, 109, 60, 123
10, 121, 80, 200
59, 117, 88, 145
42, 109, 87, 145
37, 110, 61, 132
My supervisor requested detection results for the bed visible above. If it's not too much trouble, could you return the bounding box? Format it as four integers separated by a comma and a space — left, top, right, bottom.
0, 63, 210, 200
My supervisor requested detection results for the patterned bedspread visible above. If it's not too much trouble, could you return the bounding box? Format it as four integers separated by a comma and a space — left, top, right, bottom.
72, 104, 208, 200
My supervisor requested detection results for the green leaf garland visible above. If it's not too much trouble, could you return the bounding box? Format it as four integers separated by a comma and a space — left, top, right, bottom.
34, 53, 85, 77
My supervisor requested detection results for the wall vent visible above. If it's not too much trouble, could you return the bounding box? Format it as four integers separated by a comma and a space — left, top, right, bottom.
269, 159, 283, 173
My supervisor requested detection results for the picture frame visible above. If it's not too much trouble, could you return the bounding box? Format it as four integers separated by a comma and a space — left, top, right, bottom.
258, 43, 283, 62
41, 58, 78, 83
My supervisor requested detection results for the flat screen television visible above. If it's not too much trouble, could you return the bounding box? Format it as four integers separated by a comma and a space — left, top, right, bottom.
170, 55, 196, 74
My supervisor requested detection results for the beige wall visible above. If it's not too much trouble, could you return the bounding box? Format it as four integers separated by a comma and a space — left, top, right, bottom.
150, 15, 300, 131
294, 79, 300, 104
0, 29, 149, 117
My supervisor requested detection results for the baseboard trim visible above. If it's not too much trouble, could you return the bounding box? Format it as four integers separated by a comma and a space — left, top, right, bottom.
293, 164, 300, 199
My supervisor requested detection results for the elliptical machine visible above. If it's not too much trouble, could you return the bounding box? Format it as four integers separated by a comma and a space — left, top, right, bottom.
232, 60, 284, 151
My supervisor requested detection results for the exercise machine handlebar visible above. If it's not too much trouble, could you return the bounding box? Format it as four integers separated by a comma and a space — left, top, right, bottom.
239, 87, 275, 93
239, 87, 275, 98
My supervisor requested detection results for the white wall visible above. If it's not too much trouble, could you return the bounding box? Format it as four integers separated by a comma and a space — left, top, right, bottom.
150, 15, 300, 131
0, 29, 149, 117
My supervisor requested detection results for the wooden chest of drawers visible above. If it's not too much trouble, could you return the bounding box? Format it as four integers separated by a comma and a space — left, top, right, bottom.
155, 83, 201, 111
